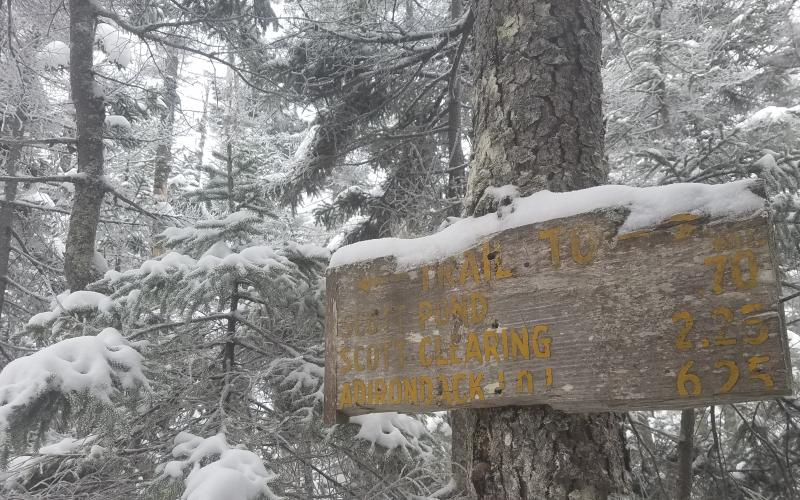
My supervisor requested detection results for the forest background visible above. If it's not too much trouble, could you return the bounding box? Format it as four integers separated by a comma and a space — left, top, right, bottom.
1, 0, 800, 498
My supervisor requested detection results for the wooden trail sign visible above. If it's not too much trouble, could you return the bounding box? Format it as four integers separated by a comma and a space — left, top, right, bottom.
323, 183, 791, 424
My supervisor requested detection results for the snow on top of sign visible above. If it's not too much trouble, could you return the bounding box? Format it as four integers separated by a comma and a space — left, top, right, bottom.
330, 180, 765, 268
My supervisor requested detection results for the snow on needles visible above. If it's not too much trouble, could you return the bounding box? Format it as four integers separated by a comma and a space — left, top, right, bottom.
105, 115, 132, 130
103, 246, 290, 284
330, 180, 766, 268
350, 412, 429, 454
160, 432, 280, 500
28, 290, 115, 327
95, 23, 132, 68
0, 328, 149, 432
40, 41, 69, 69
737, 105, 800, 130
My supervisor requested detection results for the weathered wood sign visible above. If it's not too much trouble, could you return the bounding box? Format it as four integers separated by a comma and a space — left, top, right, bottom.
324, 183, 791, 424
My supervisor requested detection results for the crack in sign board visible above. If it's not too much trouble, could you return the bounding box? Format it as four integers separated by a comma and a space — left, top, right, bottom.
323, 197, 791, 424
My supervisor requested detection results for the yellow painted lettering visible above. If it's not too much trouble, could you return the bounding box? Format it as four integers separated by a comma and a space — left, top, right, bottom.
459, 251, 482, 285
741, 303, 768, 345
388, 378, 402, 404
435, 336, 449, 366
452, 372, 467, 404
532, 324, 552, 358
373, 378, 386, 405
674, 223, 697, 240
469, 372, 485, 400
569, 228, 596, 264
354, 379, 367, 405
516, 370, 534, 394
748, 355, 774, 389
465, 333, 483, 364
338, 382, 353, 409
403, 377, 417, 404
483, 330, 500, 362
448, 337, 463, 365
704, 254, 728, 295
366, 379, 374, 404
366, 345, 380, 371
436, 261, 456, 288
732, 249, 758, 290
450, 294, 468, 324
419, 375, 434, 404
338, 347, 353, 374
353, 346, 365, 371
437, 375, 452, 404
714, 359, 739, 394
419, 336, 433, 367
539, 227, 563, 268
470, 292, 488, 325
418, 301, 433, 329
494, 243, 514, 279
495, 261, 513, 279
511, 327, 529, 360
499, 328, 509, 360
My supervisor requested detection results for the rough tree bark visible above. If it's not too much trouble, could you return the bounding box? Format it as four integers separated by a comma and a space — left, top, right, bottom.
64, 0, 106, 291
152, 51, 180, 256
152, 52, 180, 201
463, 0, 607, 217
676, 408, 695, 500
196, 83, 210, 171
445, 0, 467, 207
0, 119, 24, 330
452, 1, 630, 498
651, 0, 670, 130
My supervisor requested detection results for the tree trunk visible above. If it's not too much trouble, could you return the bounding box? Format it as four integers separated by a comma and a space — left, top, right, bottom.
445, 0, 466, 208
0, 121, 24, 330
64, 0, 105, 291
152, 51, 180, 201
651, 0, 669, 130
196, 83, 210, 171
453, 1, 629, 498
676, 408, 695, 500
464, 0, 607, 217
152, 51, 180, 256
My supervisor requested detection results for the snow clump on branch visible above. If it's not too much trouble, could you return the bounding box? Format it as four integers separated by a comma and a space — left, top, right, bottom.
39, 41, 69, 69
0, 328, 149, 433
159, 432, 280, 500
349, 412, 431, 456
95, 23, 133, 68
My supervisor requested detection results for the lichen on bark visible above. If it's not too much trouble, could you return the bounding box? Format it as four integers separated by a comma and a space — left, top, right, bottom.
464, 0, 607, 217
